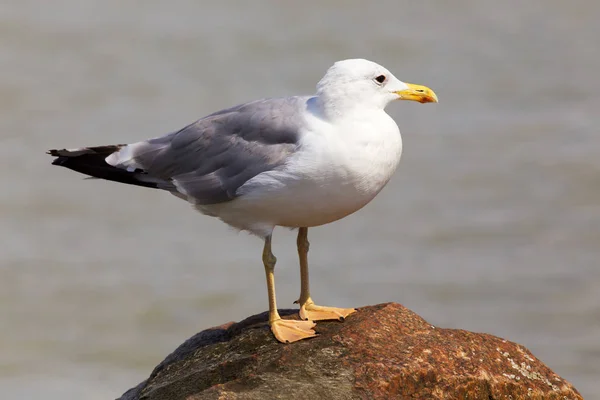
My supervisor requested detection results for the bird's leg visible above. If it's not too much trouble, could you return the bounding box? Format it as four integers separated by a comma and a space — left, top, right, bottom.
262, 234, 316, 343
295, 227, 357, 321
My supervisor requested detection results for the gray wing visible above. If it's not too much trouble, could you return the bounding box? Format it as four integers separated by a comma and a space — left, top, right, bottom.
107, 97, 307, 204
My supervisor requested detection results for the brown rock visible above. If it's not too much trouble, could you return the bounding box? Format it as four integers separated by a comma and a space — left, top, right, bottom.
118, 303, 582, 400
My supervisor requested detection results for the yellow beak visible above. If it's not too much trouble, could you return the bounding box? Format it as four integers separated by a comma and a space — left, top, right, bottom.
395, 83, 438, 104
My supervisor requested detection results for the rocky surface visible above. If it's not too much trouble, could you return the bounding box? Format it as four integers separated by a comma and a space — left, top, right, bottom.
118, 303, 582, 400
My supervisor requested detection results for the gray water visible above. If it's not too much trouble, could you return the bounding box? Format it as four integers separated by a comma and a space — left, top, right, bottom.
1, 1, 599, 398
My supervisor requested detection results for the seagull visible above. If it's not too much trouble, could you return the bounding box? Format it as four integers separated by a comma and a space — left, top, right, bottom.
48, 59, 438, 343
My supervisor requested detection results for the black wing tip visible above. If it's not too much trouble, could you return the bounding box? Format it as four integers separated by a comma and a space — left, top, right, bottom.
51, 157, 67, 166
48, 149, 71, 166
47, 145, 126, 158
46, 145, 160, 190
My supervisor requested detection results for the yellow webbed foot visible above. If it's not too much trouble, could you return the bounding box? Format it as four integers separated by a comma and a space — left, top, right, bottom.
271, 318, 317, 343
298, 299, 357, 322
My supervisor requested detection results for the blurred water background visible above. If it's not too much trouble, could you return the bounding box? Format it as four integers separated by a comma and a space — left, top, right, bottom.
1, 1, 599, 398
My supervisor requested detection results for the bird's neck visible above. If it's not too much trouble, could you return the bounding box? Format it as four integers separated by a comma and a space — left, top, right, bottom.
311, 93, 383, 122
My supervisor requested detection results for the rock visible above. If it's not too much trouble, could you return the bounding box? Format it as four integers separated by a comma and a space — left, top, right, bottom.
118, 303, 582, 400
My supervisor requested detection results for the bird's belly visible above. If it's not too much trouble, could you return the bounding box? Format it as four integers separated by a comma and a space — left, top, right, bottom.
271, 176, 386, 227
233, 137, 401, 229
216, 180, 379, 231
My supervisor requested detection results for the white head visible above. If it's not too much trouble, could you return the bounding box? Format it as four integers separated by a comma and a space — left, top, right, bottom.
316, 59, 438, 117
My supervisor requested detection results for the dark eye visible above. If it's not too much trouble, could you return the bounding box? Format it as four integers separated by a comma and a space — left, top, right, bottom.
375, 75, 386, 84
